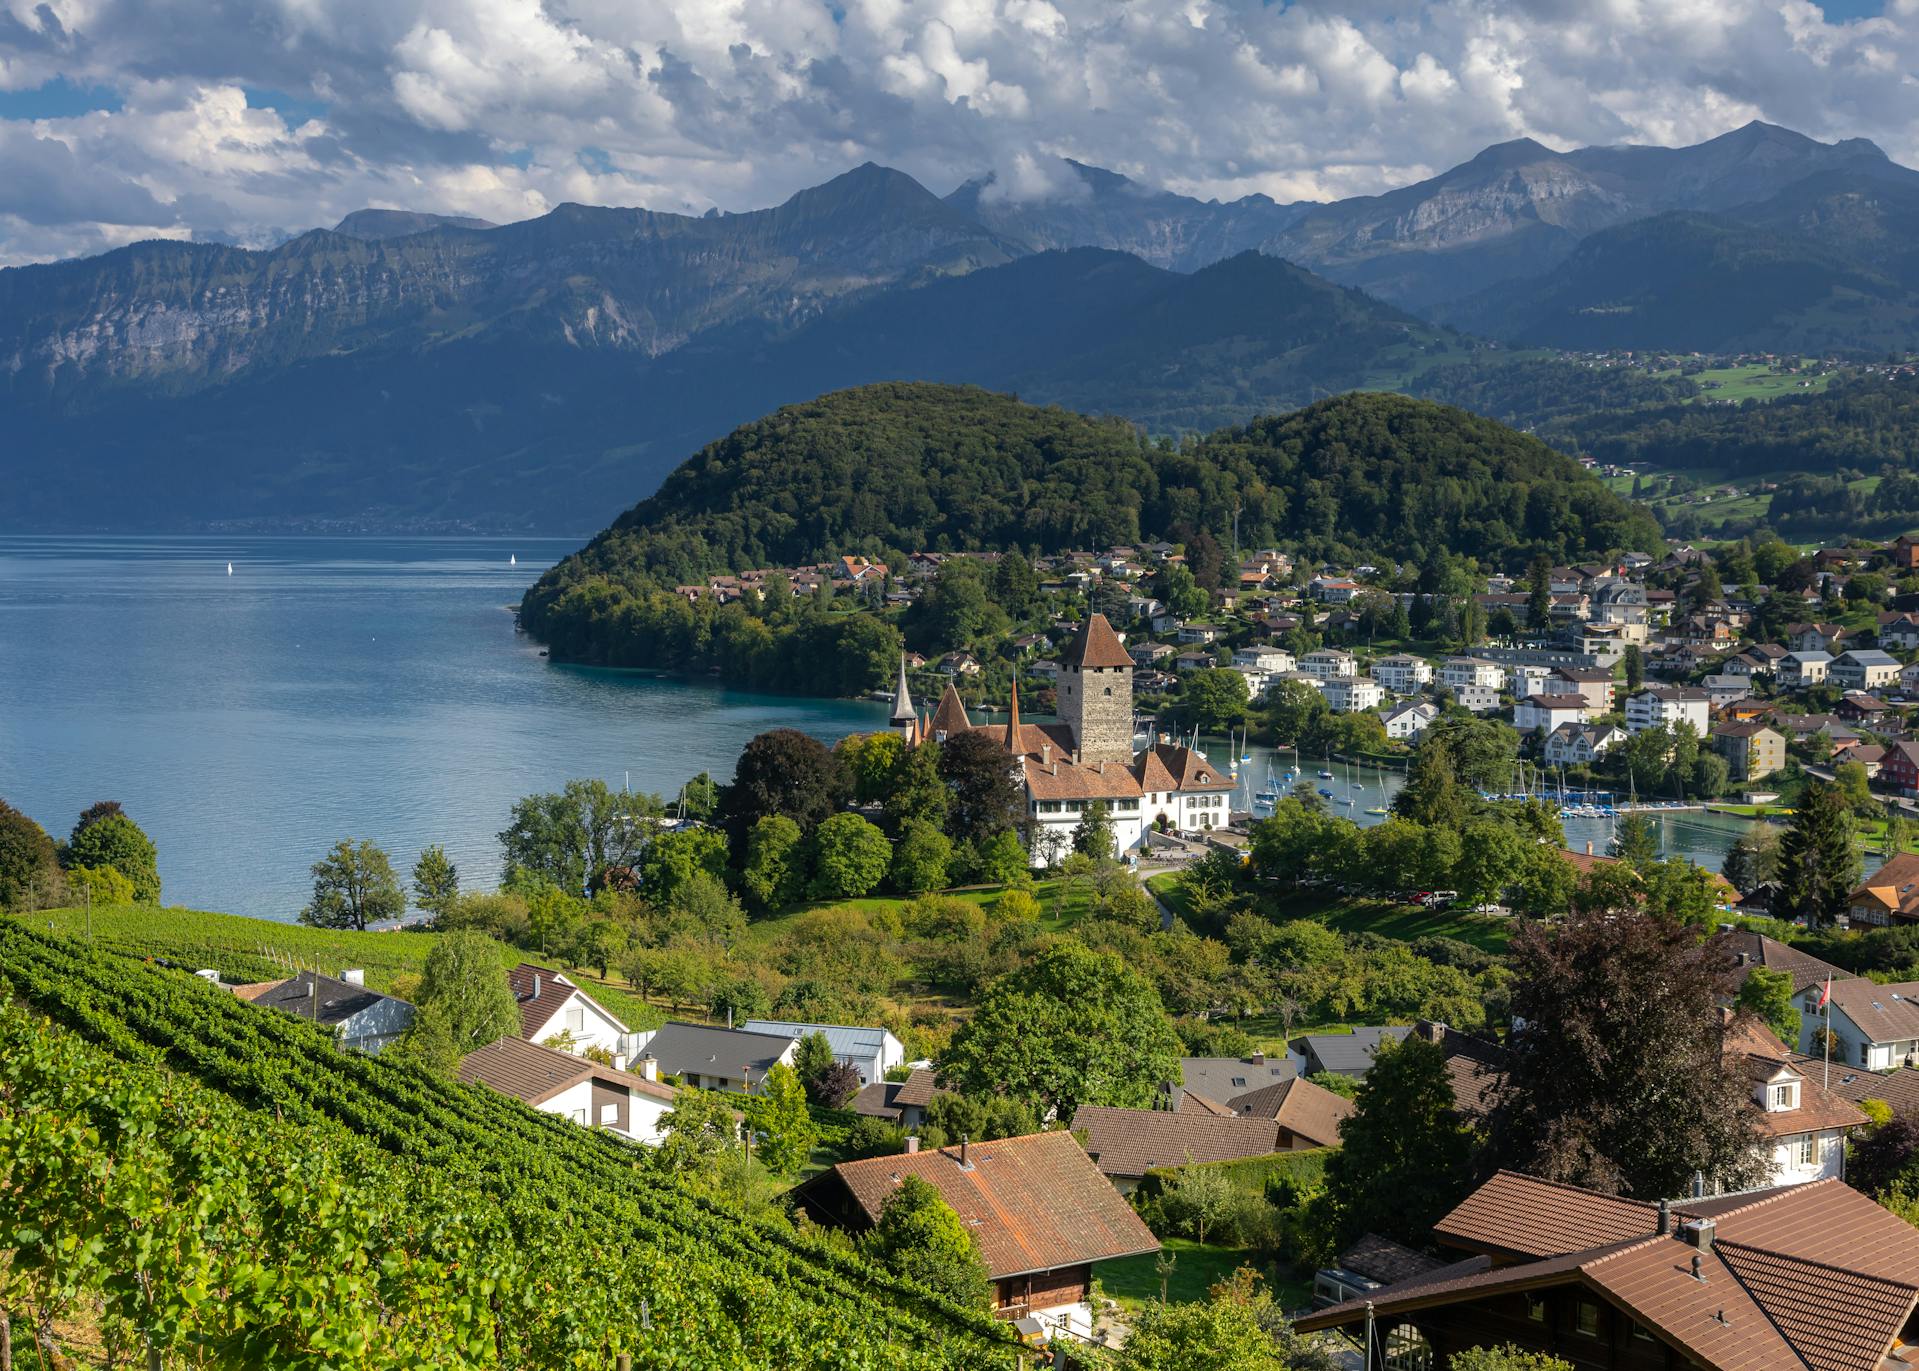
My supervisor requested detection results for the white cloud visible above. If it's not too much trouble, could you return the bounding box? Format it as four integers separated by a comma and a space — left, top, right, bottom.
3, 0, 1919, 263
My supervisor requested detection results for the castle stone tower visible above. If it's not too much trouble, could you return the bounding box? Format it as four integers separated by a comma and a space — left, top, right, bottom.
1058, 613, 1135, 766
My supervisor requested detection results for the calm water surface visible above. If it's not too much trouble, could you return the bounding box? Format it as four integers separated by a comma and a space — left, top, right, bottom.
0, 537, 887, 920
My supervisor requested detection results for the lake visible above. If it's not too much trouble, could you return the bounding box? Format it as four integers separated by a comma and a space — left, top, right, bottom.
0, 536, 889, 920
1, 536, 1752, 922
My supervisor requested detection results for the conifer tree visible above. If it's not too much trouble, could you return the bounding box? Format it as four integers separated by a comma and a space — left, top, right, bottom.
1775, 780, 1862, 927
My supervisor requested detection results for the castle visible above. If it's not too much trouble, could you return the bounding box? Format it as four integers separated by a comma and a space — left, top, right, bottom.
890, 613, 1237, 866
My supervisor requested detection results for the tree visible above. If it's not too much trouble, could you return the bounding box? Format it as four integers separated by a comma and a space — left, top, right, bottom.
748, 1062, 815, 1174
1774, 781, 1862, 927
1073, 800, 1117, 860
1449, 1349, 1574, 1371
1834, 759, 1876, 816
678, 771, 720, 821
1887, 809, 1914, 861
1848, 1108, 1919, 1197
976, 827, 1029, 888
808, 813, 892, 899
1113, 1282, 1288, 1371
401, 929, 520, 1068
1722, 824, 1781, 893
1493, 909, 1765, 1198
1609, 812, 1659, 870
1622, 644, 1644, 693
837, 731, 906, 806
1158, 1164, 1235, 1244
741, 814, 805, 912
299, 838, 404, 931
1265, 678, 1329, 745
720, 729, 849, 851
639, 826, 730, 906
411, 844, 460, 921
941, 942, 1183, 1120
793, 1030, 836, 1095
890, 818, 952, 894
1526, 554, 1553, 629
1394, 734, 1468, 829
1184, 668, 1251, 732
0, 801, 58, 910
880, 739, 950, 837
1735, 966, 1801, 1045
65, 805, 160, 903
863, 1175, 991, 1309
656, 1088, 740, 1176
499, 778, 657, 894
1317, 1036, 1475, 1251
65, 863, 135, 905
937, 730, 1023, 845
992, 550, 1040, 618
909, 558, 1007, 652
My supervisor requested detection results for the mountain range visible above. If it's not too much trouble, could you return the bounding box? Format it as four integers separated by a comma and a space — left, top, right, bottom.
4, 120, 1917, 531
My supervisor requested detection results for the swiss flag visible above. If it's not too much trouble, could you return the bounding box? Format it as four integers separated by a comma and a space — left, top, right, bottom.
1817, 976, 1832, 1010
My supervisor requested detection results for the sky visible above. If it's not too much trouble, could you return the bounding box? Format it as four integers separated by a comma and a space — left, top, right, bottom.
0, 0, 1915, 266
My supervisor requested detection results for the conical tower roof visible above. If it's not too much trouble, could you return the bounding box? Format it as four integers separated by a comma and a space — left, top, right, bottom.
1064, 613, 1133, 670
890, 653, 916, 724
928, 682, 972, 740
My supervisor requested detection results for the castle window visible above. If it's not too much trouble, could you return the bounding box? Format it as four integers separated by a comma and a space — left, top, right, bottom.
1103, 687, 1113, 697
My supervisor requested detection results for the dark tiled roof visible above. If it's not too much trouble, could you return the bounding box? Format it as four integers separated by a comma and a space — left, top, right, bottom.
1826, 978, 1919, 1043
892, 1066, 939, 1108
1069, 1105, 1283, 1179
1178, 1054, 1295, 1099
641, 1021, 797, 1080
247, 971, 397, 1027
1719, 930, 1845, 996
1435, 1170, 1655, 1260
1339, 1233, 1447, 1286
849, 1067, 940, 1120
1224, 1077, 1352, 1147
1292, 1027, 1410, 1075
508, 963, 581, 1040
829, 1132, 1158, 1279
1790, 1058, 1919, 1113
458, 1035, 676, 1107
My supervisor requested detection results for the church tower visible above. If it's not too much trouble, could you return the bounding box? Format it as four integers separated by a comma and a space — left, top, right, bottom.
1058, 613, 1135, 766
889, 654, 917, 742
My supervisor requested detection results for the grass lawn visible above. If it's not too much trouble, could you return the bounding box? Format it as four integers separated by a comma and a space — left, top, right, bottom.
1149, 874, 1512, 953
1097, 1239, 1310, 1314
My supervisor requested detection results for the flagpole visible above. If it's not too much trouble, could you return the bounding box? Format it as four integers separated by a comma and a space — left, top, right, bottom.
1824, 974, 1832, 1090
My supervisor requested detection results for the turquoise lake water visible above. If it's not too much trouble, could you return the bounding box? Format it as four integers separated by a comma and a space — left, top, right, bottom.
0, 536, 1746, 921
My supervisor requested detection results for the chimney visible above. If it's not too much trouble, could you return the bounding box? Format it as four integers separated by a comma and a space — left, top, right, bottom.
959, 1134, 972, 1169
1250, 1052, 1265, 1066
1683, 1219, 1716, 1253
639, 1056, 658, 1082
1072, 749, 1081, 765
1656, 1199, 1671, 1236
904, 1135, 921, 1155
612, 1053, 627, 1072
1417, 1020, 1445, 1044
1734, 951, 1749, 967
340, 968, 365, 986
531, 974, 541, 999
1586, 840, 1594, 856
1042, 743, 1052, 764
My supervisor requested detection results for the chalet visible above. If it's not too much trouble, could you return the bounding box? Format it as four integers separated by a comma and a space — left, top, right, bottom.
1296, 1169, 1919, 1371
1175, 622, 1224, 645
631, 1021, 800, 1092
1831, 648, 1902, 692
509, 964, 633, 1059
1838, 690, 1892, 723
1785, 622, 1848, 653
1514, 693, 1591, 735
1709, 721, 1785, 783
937, 651, 982, 676
1128, 641, 1175, 668
458, 1036, 679, 1143
1543, 722, 1626, 767
742, 1020, 905, 1086
233, 970, 414, 1054
1849, 850, 1919, 928
796, 1133, 1158, 1341
1890, 534, 1919, 570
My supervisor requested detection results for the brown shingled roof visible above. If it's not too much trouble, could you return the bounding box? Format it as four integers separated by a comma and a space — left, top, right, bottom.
1719, 929, 1845, 997
1435, 1170, 1657, 1260
1069, 1104, 1284, 1179
1062, 613, 1134, 670
1224, 1076, 1352, 1147
825, 1132, 1158, 1279
1024, 757, 1144, 802
457, 1035, 677, 1108
927, 683, 972, 741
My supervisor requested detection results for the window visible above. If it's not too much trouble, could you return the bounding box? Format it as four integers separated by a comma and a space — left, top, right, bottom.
1863, 1042, 1873, 1066
600, 1103, 619, 1125
1797, 1135, 1818, 1166
1576, 1301, 1601, 1337
1633, 1322, 1656, 1341
571, 1108, 587, 1125
1526, 1297, 1546, 1323
1770, 1082, 1795, 1110
566, 1006, 586, 1034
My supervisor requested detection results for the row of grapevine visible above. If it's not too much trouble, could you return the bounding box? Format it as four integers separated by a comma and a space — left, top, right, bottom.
0, 922, 1023, 1369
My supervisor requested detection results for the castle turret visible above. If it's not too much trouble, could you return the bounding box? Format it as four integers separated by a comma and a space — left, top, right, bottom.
1058, 613, 1135, 766
889, 654, 916, 738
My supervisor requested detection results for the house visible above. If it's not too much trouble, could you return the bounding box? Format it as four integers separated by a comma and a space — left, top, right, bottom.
937, 651, 983, 676
1853, 743, 1889, 778
1880, 740, 1919, 797
630, 1021, 800, 1092
1890, 534, 1919, 571
1797, 976, 1919, 1072
1720, 929, 1845, 997
1587, 580, 1648, 627
1880, 609, 1919, 649
234, 970, 415, 1054
1176, 622, 1224, 645
509, 964, 632, 1059
1838, 690, 1892, 724
1832, 648, 1902, 692
1776, 650, 1834, 689
1178, 1053, 1296, 1103
1623, 686, 1710, 736
742, 1020, 905, 1086
1072, 1107, 1312, 1191
1506, 662, 1553, 699
1289, 1026, 1412, 1079
1709, 721, 1785, 783
1224, 1076, 1354, 1149
1299, 648, 1358, 680
1380, 699, 1439, 741
1311, 576, 1361, 603
1726, 1017, 1865, 1184
795, 1133, 1158, 1341
1128, 640, 1174, 669
1297, 1169, 1919, 1371
458, 1035, 679, 1143
1786, 621, 1847, 653
1370, 654, 1432, 694
1542, 722, 1626, 767
1513, 693, 1592, 735
1451, 683, 1501, 714
1232, 645, 1294, 674
1172, 649, 1214, 672
1698, 674, 1750, 709
1440, 657, 1504, 692
1548, 667, 1616, 713
849, 1066, 938, 1129
1322, 677, 1385, 714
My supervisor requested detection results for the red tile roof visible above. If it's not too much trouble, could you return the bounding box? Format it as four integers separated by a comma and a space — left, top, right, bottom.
1062, 613, 1134, 670
826, 1132, 1158, 1279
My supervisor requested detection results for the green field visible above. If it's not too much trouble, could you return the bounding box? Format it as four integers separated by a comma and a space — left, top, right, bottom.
1096, 1238, 1307, 1313
1146, 874, 1512, 953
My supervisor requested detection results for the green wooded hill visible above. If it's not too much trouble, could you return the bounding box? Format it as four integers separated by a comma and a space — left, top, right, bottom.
520, 383, 1660, 671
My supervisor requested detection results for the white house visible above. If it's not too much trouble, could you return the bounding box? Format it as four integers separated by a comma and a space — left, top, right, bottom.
1176, 623, 1225, 645
459, 1036, 680, 1144
1542, 722, 1626, 767
1311, 576, 1361, 603
1451, 683, 1501, 714
1623, 686, 1711, 736
510, 964, 636, 1060
1798, 979, 1919, 1072
235, 970, 416, 1055
1507, 663, 1553, 699
1323, 677, 1384, 714
743, 1020, 906, 1086
1778, 651, 1833, 689
1233, 645, 1295, 674
1550, 667, 1618, 713
632, 1021, 802, 1093
1370, 654, 1432, 694
1440, 657, 1503, 692
1299, 648, 1358, 680
1513, 693, 1591, 735
1734, 1025, 1862, 1187
1831, 649, 1901, 692
1380, 700, 1438, 740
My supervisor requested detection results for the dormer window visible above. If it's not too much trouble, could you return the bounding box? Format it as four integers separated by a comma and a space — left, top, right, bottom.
1768, 1080, 1799, 1112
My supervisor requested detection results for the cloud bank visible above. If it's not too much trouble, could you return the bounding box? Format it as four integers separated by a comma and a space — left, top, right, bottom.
0, 0, 1916, 264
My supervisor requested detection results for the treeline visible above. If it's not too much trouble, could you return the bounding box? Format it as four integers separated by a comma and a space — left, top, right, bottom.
1408, 357, 1702, 429
522, 383, 1660, 676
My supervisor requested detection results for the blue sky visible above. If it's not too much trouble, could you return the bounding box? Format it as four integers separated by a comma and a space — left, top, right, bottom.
0, 0, 1916, 266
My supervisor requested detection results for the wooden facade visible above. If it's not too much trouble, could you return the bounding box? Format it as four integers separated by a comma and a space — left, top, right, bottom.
995, 1265, 1089, 1320
1365, 1288, 1695, 1371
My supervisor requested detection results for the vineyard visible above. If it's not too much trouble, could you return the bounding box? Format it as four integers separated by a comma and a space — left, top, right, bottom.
0, 920, 1021, 1369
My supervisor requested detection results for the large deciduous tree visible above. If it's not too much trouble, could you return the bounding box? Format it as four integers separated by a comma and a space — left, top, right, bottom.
397, 929, 521, 1071
0, 800, 59, 911
1492, 909, 1764, 1198
941, 942, 1182, 1120
299, 838, 404, 931
720, 729, 850, 852
862, 1176, 991, 1310
936, 730, 1024, 847
807, 813, 892, 900
64, 803, 161, 903
499, 778, 659, 894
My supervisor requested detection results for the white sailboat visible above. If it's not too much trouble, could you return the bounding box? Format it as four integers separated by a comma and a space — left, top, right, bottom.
510, 553, 517, 565
226, 562, 233, 576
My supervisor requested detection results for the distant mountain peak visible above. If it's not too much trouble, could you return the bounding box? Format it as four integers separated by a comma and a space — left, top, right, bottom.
1467, 137, 1559, 168
332, 208, 497, 240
